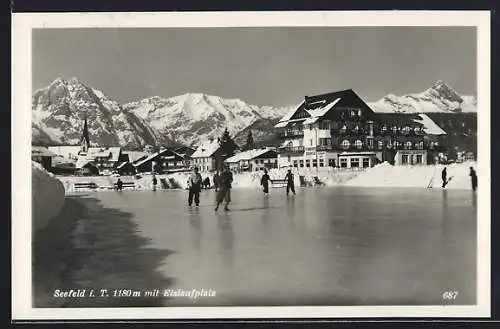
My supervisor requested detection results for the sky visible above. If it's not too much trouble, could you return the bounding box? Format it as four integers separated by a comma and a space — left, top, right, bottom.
32, 27, 476, 107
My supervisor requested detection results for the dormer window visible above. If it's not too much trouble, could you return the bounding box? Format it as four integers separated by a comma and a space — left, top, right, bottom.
340, 125, 347, 134
341, 139, 350, 150
350, 110, 356, 117
378, 140, 384, 149
358, 110, 362, 116
405, 141, 412, 149
402, 126, 410, 134
354, 140, 363, 149
414, 127, 421, 134
381, 125, 387, 133
391, 126, 398, 134
353, 125, 360, 133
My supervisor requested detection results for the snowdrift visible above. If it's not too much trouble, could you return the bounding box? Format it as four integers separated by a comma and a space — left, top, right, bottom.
32, 161, 66, 231
344, 161, 477, 189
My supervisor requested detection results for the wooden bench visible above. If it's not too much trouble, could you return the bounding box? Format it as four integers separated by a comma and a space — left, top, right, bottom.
74, 182, 98, 190
270, 179, 287, 188
114, 182, 135, 190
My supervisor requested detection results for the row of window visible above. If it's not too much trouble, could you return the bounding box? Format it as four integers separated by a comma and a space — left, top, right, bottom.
310, 139, 425, 150
293, 159, 329, 168
339, 157, 371, 168
401, 154, 424, 165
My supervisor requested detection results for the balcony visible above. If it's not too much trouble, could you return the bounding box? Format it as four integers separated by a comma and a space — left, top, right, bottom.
278, 146, 305, 154
278, 130, 304, 139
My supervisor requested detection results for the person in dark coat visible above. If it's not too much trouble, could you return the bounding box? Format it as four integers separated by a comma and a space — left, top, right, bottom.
188, 167, 203, 206
285, 169, 296, 195
441, 167, 447, 188
203, 177, 211, 189
261, 168, 270, 195
215, 166, 233, 211
116, 178, 123, 191
469, 167, 478, 191
213, 171, 220, 192
152, 174, 158, 191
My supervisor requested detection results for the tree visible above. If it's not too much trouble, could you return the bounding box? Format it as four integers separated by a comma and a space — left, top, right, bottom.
244, 130, 254, 151
216, 128, 239, 171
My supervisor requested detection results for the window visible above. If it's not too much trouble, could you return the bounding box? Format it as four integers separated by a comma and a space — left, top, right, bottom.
414, 127, 421, 134
340, 125, 347, 134
312, 159, 317, 167
381, 125, 387, 133
362, 158, 370, 168
319, 159, 324, 167
329, 159, 336, 167
319, 138, 330, 146
319, 120, 330, 130
350, 158, 360, 168
418, 141, 424, 150
306, 160, 310, 167
391, 126, 398, 134
367, 139, 374, 148
341, 139, 350, 150
405, 141, 412, 149
402, 126, 411, 134
402, 154, 409, 165
358, 109, 363, 116
287, 155, 291, 162
340, 158, 348, 168
378, 140, 384, 149
299, 160, 304, 167
310, 139, 313, 146
353, 125, 360, 133
350, 110, 356, 117
393, 141, 400, 149
354, 140, 363, 149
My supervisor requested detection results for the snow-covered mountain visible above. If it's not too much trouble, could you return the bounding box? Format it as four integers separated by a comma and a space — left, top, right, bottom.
32, 78, 161, 148
368, 81, 476, 114
123, 93, 292, 147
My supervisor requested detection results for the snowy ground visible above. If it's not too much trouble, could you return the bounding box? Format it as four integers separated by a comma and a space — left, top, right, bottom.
32, 161, 66, 231
56, 161, 477, 194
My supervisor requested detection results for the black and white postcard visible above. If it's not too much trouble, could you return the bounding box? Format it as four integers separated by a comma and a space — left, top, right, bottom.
12, 11, 491, 320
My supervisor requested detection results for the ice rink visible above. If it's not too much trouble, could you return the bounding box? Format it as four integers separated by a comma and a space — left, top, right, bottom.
34, 186, 477, 307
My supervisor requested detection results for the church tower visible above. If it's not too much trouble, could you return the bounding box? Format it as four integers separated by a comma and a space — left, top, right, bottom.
80, 117, 90, 153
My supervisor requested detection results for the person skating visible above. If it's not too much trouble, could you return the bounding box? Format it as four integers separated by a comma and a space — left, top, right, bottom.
152, 174, 158, 191
215, 166, 233, 211
441, 167, 447, 188
213, 171, 220, 192
188, 167, 203, 206
469, 167, 478, 191
116, 178, 123, 191
261, 168, 270, 195
203, 177, 211, 189
285, 169, 296, 195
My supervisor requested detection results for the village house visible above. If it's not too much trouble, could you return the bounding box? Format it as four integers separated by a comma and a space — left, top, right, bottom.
31, 146, 56, 170
133, 148, 186, 174
224, 148, 278, 172
274, 89, 447, 169
190, 138, 239, 172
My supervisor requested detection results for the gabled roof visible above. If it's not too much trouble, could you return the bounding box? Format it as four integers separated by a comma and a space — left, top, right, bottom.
191, 139, 221, 158
87, 147, 121, 162
375, 113, 424, 127
75, 156, 95, 169
224, 148, 277, 163
134, 148, 184, 167
122, 151, 148, 163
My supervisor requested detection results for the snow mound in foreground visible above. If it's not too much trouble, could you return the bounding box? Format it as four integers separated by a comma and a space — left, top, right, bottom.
345, 161, 477, 189
32, 161, 65, 231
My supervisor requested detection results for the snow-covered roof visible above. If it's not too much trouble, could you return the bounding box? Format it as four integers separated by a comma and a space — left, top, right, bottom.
413, 114, 447, 135
75, 156, 95, 169
305, 98, 341, 118
134, 148, 184, 167
274, 121, 288, 128
117, 162, 129, 169
191, 139, 221, 158
224, 148, 276, 163
303, 117, 320, 125
87, 147, 121, 161
123, 151, 148, 163
32, 146, 56, 157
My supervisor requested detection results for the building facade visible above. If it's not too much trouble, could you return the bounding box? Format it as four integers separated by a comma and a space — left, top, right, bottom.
134, 148, 186, 174
224, 148, 278, 172
275, 89, 444, 169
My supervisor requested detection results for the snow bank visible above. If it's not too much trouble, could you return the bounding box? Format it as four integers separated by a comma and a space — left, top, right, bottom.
32, 161, 65, 231
344, 161, 477, 189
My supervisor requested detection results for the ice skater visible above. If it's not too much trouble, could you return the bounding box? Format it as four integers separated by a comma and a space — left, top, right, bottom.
261, 168, 270, 195
187, 166, 203, 206
203, 177, 211, 189
285, 169, 296, 196
116, 178, 123, 191
441, 167, 447, 188
152, 174, 158, 191
213, 171, 220, 192
469, 167, 477, 192
215, 166, 233, 211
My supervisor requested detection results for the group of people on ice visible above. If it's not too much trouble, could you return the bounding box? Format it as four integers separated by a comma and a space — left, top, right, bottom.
440, 166, 478, 191
186, 166, 234, 211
